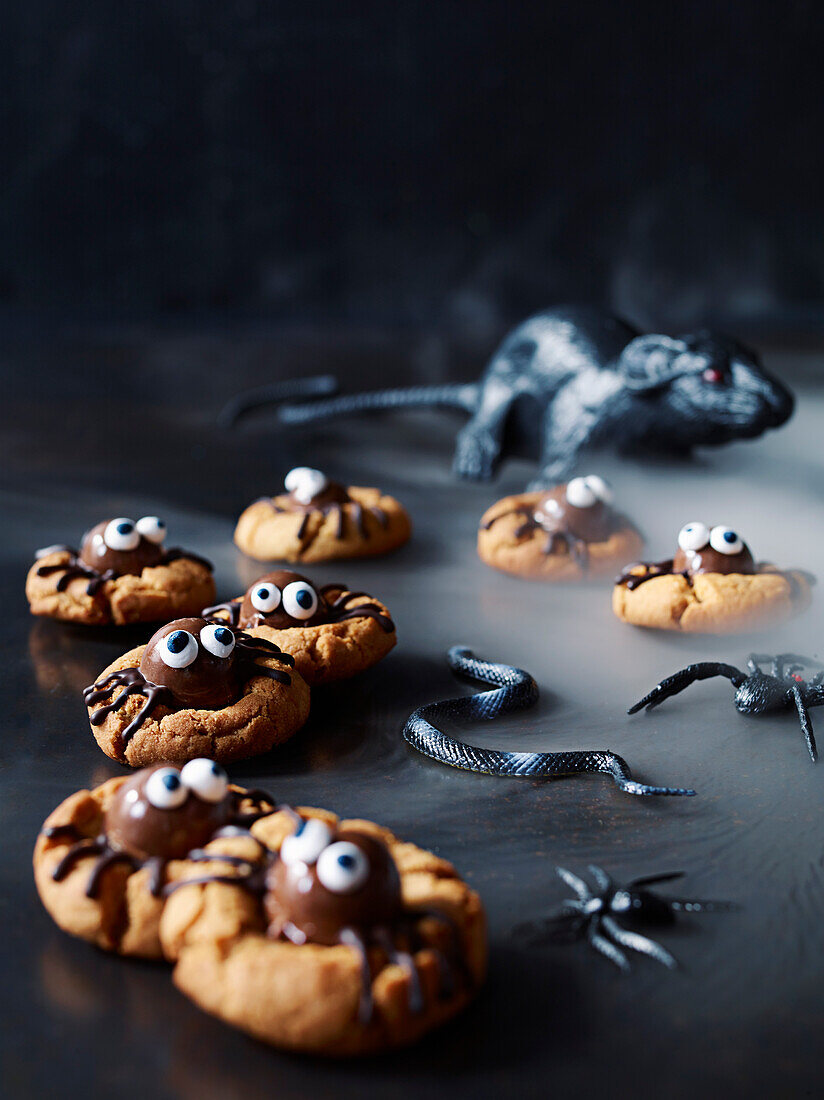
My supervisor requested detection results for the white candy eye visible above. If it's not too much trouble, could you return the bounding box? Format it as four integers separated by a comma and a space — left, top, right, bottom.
250, 582, 282, 614
159, 629, 199, 668
103, 518, 140, 551
281, 818, 333, 866
565, 477, 598, 508
316, 841, 370, 894
136, 516, 167, 544
199, 624, 235, 659
145, 767, 187, 810
583, 475, 613, 504
282, 581, 319, 621
709, 526, 744, 555
284, 466, 328, 504
677, 522, 710, 552
180, 758, 229, 803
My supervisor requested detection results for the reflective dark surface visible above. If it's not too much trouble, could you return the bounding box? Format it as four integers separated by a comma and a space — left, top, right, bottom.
1, 329, 822, 1098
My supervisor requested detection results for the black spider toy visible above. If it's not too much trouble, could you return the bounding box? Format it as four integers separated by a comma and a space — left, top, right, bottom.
629, 653, 824, 763
515, 865, 734, 971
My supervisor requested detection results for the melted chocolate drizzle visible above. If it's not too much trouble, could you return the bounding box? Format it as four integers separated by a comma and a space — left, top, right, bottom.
615, 558, 687, 591
42, 788, 281, 900
205, 585, 395, 634
36, 544, 213, 596
262, 497, 388, 541
83, 631, 294, 748
159, 811, 468, 1022
482, 507, 594, 569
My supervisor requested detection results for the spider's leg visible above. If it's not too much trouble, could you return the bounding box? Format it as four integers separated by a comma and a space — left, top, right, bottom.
747, 654, 769, 675
600, 916, 677, 969
338, 927, 376, 1024
587, 865, 612, 893
628, 871, 685, 889
790, 683, 817, 763
668, 898, 739, 913
556, 866, 591, 901
588, 923, 630, 971
628, 663, 746, 714
773, 653, 823, 678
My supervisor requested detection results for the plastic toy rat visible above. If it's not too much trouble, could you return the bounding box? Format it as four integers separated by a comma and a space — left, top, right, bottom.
223, 306, 794, 487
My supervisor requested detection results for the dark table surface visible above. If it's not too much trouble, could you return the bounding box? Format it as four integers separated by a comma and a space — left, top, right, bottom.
2, 325, 822, 1099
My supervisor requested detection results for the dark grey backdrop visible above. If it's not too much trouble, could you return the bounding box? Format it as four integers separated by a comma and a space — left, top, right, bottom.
3, 1, 824, 334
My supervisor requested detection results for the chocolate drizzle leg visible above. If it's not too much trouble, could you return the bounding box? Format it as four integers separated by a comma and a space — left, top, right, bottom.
84, 619, 294, 745
33, 520, 213, 599
42, 772, 283, 902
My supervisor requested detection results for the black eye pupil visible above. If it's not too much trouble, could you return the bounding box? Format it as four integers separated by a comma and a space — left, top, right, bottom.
215, 627, 232, 645
297, 589, 314, 609
162, 774, 180, 790
724, 531, 737, 542
167, 631, 188, 653
338, 853, 356, 869
117, 522, 133, 534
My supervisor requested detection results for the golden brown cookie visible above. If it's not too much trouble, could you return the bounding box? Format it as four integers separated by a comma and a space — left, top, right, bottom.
160, 808, 486, 1056
234, 468, 411, 563
612, 521, 814, 633
84, 618, 310, 766
205, 571, 396, 685
27, 516, 215, 626
612, 566, 813, 634
478, 478, 643, 581
33, 763, 280, 958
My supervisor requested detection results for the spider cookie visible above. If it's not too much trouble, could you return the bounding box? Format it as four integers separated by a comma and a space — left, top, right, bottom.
478, 476, 643, 580
234, 467, 411, 563
84, 617, 310, 766
613, 521, 814, 634
204, 570, 396, 685
33, 761, 280, 957
160, 808, 486, 1055
27, 516, 215, 625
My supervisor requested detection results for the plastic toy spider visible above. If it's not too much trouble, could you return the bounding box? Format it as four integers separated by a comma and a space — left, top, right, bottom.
515, 865, 734, 971
629, 653, 824, 763
42, 761, 281, 898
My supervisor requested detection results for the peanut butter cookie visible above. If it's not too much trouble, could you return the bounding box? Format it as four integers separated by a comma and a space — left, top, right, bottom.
613, 521, 814, 633
27, 516, 215, 625
205, 570, 396, 685
33, 762, 280, 958
478, 476, 643, 581
84, 618, 310, 766
160, 808, 486, 1055
234, 467, 411, 563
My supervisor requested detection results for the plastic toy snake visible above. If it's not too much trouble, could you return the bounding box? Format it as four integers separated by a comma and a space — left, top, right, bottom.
402, 647, 696, 798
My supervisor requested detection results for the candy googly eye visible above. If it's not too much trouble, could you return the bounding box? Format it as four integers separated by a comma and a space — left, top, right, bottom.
103, 518, 140, 551
709, 525, 744, 555
145, 767, 188, 810
199, 624, 236, 660
316, 841, 370, 894
284, 466, 328, 504
281, 818, 333, 866
179, 758, 229, 803
677, 522, 710, 552
282, 581, 319, 621
250, 582, 282, 614
136, 516, 167, 544
159, 629, 199, 668
583, 475, 613, 504
565, 477, 598, 508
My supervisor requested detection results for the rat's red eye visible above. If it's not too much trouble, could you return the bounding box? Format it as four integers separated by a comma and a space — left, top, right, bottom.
702, 368, 723, 384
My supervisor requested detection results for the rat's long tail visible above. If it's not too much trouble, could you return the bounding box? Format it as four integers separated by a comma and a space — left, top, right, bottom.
402, 647, 696, 798
225, 382, 479, 427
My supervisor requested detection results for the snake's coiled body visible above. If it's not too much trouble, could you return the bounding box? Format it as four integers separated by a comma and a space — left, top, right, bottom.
403, 647, 696, 798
